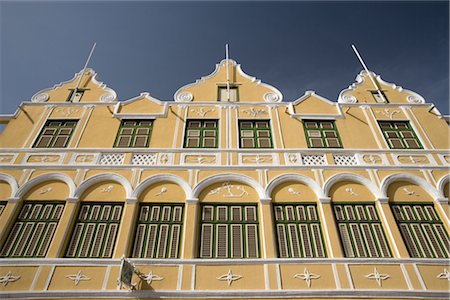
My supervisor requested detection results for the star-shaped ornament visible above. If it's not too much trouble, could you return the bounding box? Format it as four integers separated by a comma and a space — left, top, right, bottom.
66, 270, 91, 286
436, 268, 450, 281
293, 268, 320, 287
139, 271, 164, 284
365, 268, 390, 287
0, 271, 21, 287
216, 269, 242, 286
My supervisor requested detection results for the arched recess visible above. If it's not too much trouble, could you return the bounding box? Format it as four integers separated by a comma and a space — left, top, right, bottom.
74, 173, 132, 201
265, 174, 325, 201
324, 173, 383, 200
15, 173, 75, 200
192, 173, 265, 202
132, 174, 192, 202
437, 175, 449, 200
0, 173, 19, 200
380, 173, 441, 201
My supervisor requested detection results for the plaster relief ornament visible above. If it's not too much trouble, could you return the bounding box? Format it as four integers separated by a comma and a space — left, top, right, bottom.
190, 108, 215, 117
185, 155, 216, 164
76, 155, 94, 163
263, 92, 280, 103
100, 185, 114, 193
155, 187, 167, 196
177, 92, 193, 102
398, 155, 426, 164
216, 270, 242, 286
243, 154, 273, 164
436, 269, 450, 281
159, 154, 169, 164
66, 270, 91, 286
345, 187, 358, 196
288, 154, 299, 164
402, 187, 419, 197
0, 155, 14, 163
55, 107, 79, 117
32, 93, 49, 102
363, 155, 381, 164
241, 107, 267, 117
341, 95, 357, 104
376, 109, 400, 120
39, 187, 53, 195
100, 93, 116, 102
208, 182, 248, 198
288, 188, 301, 196
0, 271, 21, 287
365, 268, 390, 287
407, 95, 425, 104
293, 268, 320, 288
138, 271, 164, 285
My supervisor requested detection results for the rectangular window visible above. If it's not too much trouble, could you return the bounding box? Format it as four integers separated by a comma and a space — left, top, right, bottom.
33, 120, 78, 148
218, 86, 238, 102
379, 121, 422, 149
184, 120, 218, 148
371, 90, 388, 103
273, 204, 326, 258
132, 204, 184, 258
199, 204, 259, 258
114, 120, 153, 148
333, 204, 391, 258
65, 203, 123, 258
0, 202, 65, 257
303, 120, 342, 148
0, 202, 6, 216
391, 203, 449, 258
67, 89, 85, 102
239, 120, 273, 148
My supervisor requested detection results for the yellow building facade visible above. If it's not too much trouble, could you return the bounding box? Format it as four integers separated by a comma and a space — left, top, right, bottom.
0, 59, 448, 299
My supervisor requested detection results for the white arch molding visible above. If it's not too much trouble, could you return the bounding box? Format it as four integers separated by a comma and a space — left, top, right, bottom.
323, 172, 383, 200
0, 173, 19, 200
74, 173, 133, 201
265, 173, 325, 201
191, 173, 266, 202
131, 174, 192, 201
380, 173, 442, 201
437, 175, 449, 200
14, 173, 76, 201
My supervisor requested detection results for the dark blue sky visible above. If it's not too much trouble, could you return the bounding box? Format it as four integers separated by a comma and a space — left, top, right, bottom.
1, 1, 448, 114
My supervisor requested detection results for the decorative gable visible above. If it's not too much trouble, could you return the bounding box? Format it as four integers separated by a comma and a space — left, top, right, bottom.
113, 92, 168, 119
338, 70, 425, 105
288, 91, 342, 118
174, 59, 283, 103
31, 68, 117, 103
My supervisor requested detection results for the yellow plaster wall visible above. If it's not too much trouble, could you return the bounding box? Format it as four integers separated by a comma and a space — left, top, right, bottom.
0, 181, 12, 200
279, 264, 335, 289
23, 180, 70, 200
199, 182, 258, 203
77, 106, 119, 148
195, 265, 265, 290
277, 110, 307, 148
139, 181, 186, 202
411, 106, 450, 149
271, 182, 317, 202
348, 264, 408, 290
80, 181, 126, 201
329, 182, 375, 202
0, 106, 46, 148
387, 181, 433, 202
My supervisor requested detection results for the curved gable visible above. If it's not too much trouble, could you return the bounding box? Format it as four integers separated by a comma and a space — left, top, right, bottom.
31, 68, 117, 103
174, 59, 282, 103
